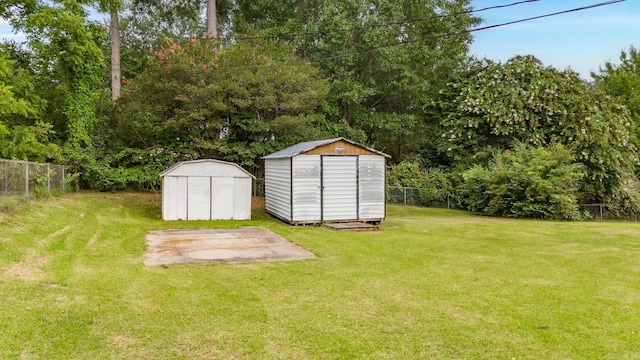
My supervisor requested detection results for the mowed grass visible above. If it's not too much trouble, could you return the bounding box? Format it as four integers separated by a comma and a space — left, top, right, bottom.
1, 193, 640, 359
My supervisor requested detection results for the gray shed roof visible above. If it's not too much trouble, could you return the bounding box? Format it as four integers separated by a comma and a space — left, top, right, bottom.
160, 159, 255, 178
262, 137, 391, 159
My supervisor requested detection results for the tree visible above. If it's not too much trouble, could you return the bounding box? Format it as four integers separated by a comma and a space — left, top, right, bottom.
95, 0, 124, 100
232, 0, 480, 160
0, 51, 59, 161
206, 0, 217, 38
112, 38, 330, 171
592, 46, 640, 153
4, 0, 106, 183
440, 55, 636, 201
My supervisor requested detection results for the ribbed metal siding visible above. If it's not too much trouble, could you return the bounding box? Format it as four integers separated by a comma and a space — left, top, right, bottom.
359, 155, 386, 219
292, 155, 321, 222
322, 156, 358, 221
265, 158, 292, 221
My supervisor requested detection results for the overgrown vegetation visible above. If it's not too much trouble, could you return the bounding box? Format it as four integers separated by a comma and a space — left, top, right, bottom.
2, 1, 640, 219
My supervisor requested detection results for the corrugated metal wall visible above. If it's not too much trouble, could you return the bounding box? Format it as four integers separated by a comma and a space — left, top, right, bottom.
292, 155, 321, 222
265, 158, 292, 221
359, 155, 386, 219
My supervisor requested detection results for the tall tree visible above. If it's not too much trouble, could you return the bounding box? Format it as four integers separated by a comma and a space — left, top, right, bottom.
96, 0, 123, 100
232, 0, 480, 160
113, 38, 329, 170
110, 1, 121, 100
4, 0, 106, 181
206, 0, 217, 38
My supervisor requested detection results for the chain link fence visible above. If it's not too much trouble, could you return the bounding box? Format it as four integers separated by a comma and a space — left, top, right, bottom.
386, 186, 452, 209
578, 204, 640, 222
0, 159, 66, 211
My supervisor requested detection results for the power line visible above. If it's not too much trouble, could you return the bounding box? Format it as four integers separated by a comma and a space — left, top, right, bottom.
310, 0, 626, 62
219, 0, 541, 42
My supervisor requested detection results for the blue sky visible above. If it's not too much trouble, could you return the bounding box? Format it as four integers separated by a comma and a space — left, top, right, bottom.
1, 1, 639, 79
469, 0, 640, 78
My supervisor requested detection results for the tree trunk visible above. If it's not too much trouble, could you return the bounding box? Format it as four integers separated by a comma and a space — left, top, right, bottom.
110, 1, 121, 100
206, 0, 217, 38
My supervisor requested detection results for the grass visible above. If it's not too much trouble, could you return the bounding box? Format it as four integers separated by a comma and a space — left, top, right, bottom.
1, 192, 639, 359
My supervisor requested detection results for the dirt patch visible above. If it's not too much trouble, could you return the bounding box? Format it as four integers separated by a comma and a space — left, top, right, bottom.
2, 254, 48, 282
144, 227, 315, 266
251, 196, 265, 209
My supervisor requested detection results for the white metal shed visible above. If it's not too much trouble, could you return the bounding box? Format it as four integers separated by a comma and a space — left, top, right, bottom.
161, 159, 255, 221
262, 138, 390, 224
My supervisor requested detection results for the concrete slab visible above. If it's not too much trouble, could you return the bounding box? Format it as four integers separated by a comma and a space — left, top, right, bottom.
144, 227, 315, 266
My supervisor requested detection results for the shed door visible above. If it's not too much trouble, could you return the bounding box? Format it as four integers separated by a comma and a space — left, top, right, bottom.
322, 156, 358, 221
187, 177, 211, 220
211, 177, 234, 219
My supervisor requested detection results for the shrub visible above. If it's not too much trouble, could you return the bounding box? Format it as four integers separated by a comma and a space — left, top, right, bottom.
460, 142, 585, 220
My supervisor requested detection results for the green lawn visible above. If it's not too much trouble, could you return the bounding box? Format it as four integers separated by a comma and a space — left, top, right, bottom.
1, 192, 639, 359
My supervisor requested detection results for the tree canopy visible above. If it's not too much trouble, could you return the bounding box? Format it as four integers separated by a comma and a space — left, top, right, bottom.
440, 55, 636, 201
112, 38, 329, 171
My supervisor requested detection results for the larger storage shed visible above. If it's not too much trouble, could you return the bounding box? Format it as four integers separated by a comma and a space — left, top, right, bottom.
161, 159, 255, 221
262, 138, 390, 224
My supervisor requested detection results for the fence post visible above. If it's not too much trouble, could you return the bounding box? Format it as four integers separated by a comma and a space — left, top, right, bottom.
47, 163, 51, 192
600, 204, 603, 221
403, 187, 407, 206
25, 162, 29, 201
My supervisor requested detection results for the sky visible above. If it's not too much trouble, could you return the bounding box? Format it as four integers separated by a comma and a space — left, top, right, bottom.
1, 0, 639, 79
469, 0, 640, 78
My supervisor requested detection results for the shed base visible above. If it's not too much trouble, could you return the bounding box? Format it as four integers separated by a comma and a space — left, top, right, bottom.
322, 222, 379, 232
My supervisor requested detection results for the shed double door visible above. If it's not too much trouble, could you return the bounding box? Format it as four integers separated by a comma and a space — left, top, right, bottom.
186, 176, 234, 220
322, 156, 358, 221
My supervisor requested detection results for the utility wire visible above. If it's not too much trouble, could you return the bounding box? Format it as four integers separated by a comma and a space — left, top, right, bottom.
311, 0, 626, 62
219, 0, 541, 42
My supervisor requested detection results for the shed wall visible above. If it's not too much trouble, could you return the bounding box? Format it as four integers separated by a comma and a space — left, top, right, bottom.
358, 155, 386, 219
233, 177, 252, 219
265, 158, 292, 221
162, 176, 188, 220
304, 139, 379, 156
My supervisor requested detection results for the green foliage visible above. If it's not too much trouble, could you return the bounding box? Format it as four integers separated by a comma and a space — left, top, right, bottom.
0, 121, 60, 162
13, 0, 106, 183
387, 161, 452, 205
460, 142, 585, 220
442, 55, 636, 201
0, 51, 60, 162
113, 37, 329, 170
233, 0, 480, 160
593, 46, 640, 157
603, 176, 640, 219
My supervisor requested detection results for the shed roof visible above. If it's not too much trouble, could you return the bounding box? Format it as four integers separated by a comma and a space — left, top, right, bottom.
160, 159, 255, 178
262, 137, 391, 159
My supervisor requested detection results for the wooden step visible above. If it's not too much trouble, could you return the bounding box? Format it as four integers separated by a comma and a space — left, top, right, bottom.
322, 222, 379, 232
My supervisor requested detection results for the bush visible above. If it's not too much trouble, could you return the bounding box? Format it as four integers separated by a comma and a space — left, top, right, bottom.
460, 142, 585, 220
604, 176, 640, 218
